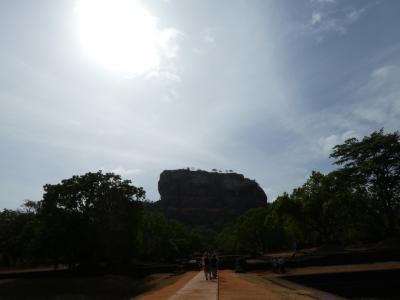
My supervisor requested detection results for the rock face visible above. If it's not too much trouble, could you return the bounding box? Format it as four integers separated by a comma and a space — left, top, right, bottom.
157, 169, 267, 228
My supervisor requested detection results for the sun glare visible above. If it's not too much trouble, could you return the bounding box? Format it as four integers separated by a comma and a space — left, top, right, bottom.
76, 0, 169, 76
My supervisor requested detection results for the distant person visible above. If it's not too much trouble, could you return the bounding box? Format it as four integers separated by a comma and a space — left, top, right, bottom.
210, 253, 218, 279
272, 258, 278, 273
202, 252, 211, 280
291, 241, 298, 260
234, 256, 246, 273
278, 257, 285, 273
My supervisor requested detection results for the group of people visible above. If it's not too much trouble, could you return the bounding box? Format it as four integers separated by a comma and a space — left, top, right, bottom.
201, 252, 218, 280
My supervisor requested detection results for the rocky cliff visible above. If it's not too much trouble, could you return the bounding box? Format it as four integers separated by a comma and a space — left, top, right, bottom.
157, 169, 267, 228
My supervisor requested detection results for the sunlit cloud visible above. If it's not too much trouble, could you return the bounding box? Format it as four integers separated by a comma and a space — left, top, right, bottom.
75, 0, 180, 77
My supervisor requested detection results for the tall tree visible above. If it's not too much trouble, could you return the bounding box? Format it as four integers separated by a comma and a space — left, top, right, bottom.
234, 208, 269, 253
330, 129, 400, 235
266, 193, 304, 250
137, 211, 197, 260
37, 171, 145, 267
292, 171, 333, 244
0, 201, 39, 266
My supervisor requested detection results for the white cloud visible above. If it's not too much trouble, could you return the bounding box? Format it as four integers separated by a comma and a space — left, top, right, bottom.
346, 8, 364, 23
110, 167, 144, 177
310, 8, 364, 35
311, 0, 336, 3
305, 1, 370, 39
353, 65, 400, 129
310, 64, 400, 161
145, 70, 181, 82
371, 65, 397, 79
201, 27, 217, 44
159, 28, 182, 59
311, 12, 322, 25
318, 130, 356, 156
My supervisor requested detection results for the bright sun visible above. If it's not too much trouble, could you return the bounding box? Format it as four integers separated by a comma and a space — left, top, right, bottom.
76, 0, 170, 75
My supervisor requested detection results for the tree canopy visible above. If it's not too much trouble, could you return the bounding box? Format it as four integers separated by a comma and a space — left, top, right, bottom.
215, 129, 400, 253
331, 129, 400, 235
37, 171, 145, 267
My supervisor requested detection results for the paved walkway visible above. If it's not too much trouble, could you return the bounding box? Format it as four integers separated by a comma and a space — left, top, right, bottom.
168, 271, 218, 300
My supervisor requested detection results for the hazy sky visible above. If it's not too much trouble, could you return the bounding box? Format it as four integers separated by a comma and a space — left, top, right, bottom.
1, 0, 399, 209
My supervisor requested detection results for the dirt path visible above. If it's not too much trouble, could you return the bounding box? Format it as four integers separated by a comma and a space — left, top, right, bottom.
218, 270, 317, 300
136, 263, 397, 300
137, 270, 331, 300
134, 272, 197, 300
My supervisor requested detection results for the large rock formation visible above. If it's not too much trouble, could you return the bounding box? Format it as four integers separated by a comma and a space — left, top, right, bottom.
157, 169, 267, 228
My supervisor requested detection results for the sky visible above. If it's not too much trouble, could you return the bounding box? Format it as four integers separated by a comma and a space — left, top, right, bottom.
1, 0, 399, 209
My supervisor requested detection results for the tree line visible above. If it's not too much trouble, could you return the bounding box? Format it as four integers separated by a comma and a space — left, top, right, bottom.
216, 129, 400, 253
1, 129, 399, 269
0, 172, 204, 269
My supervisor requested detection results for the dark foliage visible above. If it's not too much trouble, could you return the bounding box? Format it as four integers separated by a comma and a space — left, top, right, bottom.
215, 129, 400, 252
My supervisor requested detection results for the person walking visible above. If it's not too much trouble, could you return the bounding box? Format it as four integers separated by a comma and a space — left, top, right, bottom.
278, 257, 285, 273
210, 253, 218, 280
272, 257, 278, 273
202, 252, 211, 280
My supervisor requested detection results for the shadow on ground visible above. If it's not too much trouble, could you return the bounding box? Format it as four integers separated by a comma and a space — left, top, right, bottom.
0, 274, 159, 300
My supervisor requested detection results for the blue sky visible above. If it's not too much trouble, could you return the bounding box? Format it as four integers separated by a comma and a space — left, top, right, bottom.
1, 0, 399, 208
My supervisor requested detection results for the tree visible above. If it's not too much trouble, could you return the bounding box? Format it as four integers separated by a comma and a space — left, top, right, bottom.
137, 211, 196, 261
37, 171, 145, 267
316, 171, 373, 244
265, 193, 303, 250
0, 209, 28, 266
286, 170, 375, 245
234, 208, 269, 253
331, 129, 400, 235
215, 223, 236, 253
0, 201, 39, 266
291, 171, 335, 244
